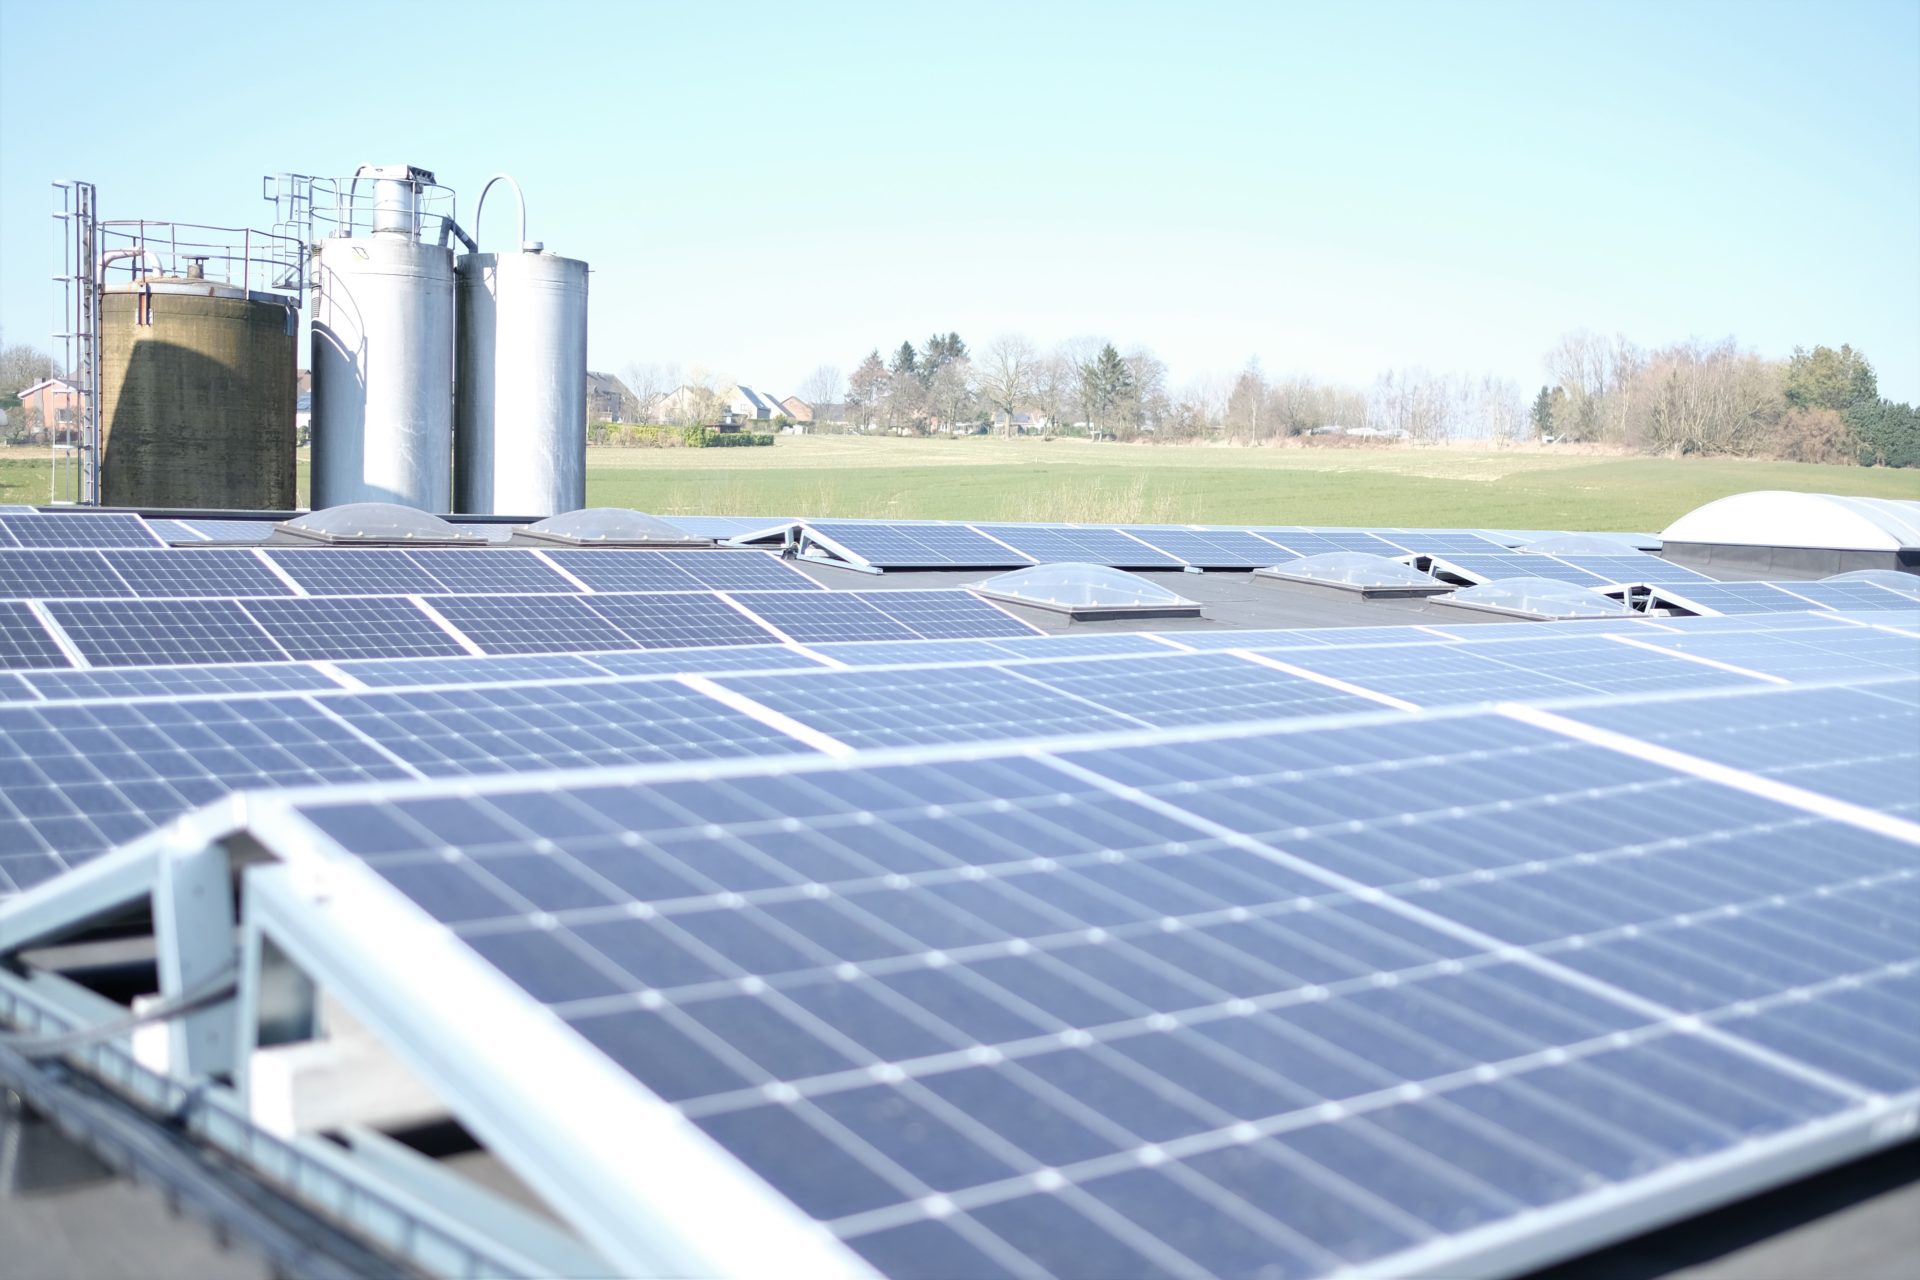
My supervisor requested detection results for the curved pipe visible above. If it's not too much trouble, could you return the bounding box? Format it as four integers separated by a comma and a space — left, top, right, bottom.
472, 174, 529, 252
97, 247, 162, 278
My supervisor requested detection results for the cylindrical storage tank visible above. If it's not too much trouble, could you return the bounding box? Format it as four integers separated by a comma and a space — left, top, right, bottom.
98, 281, 297, 509
310, 235, 455, 511
454, 250, 589, 516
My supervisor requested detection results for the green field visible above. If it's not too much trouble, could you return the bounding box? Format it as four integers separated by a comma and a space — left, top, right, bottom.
4, 438, 1915, 531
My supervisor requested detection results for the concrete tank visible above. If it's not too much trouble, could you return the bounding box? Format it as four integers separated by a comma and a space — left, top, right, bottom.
454, 250, 589, 516
310, 234, 455, 511
99, 280, 298, 509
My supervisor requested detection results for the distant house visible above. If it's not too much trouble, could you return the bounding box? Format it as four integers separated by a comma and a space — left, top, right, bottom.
726, 385, 786, 421
586, 372, 639, 424
991, 409, 1051, 434
778, 396, 814, 423
16, 378, 80, 442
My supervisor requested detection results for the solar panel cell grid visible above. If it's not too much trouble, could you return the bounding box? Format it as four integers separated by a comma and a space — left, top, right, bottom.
1657, 583, 1823, 615
0, 512, 164, 548
808, 521, 1031, 569
44, 598, 290, 667
424, 595, 637, 655
733, 592, 922, 644
100, 549, 293, 598
241, 597, 470, 661
26, 662, 343, 702
1010, 652, 1380, 727
852, 590, 1041, 639
405, 550, 578, 595
284, 701, 1916, 1280
1115, 528, 1295, 568
983, 525, 1185, 568
0, 550, 134, 599
538, 549, 707, 592
580, 592, 780, 649
0, 601, 69, 669
1431, 555, 1611, 585
265, 549, 445, 596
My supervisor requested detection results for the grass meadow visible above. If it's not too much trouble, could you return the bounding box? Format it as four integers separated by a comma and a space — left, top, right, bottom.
3, 437, 1914, 532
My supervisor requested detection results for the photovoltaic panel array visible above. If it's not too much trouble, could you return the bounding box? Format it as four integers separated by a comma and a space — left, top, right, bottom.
272, 690, 1920, 1280
543, 548, 821, 593
980, 525, 1186, 569
0, 601, 67, 669
0, 512, 165, 548
804, 521, 1033, 569
730, 591, 1039, 644
1115, 528, 1302, 569
1650, 582, 1861, 615
1255, 530, 1409, 557
99, 549, 295, 597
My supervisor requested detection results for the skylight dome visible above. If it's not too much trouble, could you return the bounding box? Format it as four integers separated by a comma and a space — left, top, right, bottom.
1254, 552, 1448, 597
1441, 577, 1636, 620
1663, 492, 1920, 552
1824, 569, 1920, 599
519, 508, 710, 547
1518, 533, 1654, 556
968, 562, 1199, 618
277, 503, 485, 545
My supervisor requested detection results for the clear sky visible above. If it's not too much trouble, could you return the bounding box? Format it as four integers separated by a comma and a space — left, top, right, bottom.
2, 0, 1916, 401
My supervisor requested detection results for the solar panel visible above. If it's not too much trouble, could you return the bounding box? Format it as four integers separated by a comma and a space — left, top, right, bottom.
325, 681, 817, 776
406, 549, 578, 595
1255, 530, 1408, 557
143, 519, 207, 543
1269, 636, 1763, 707
0, 549, 133, 598
848, 590, 1041, 640
1615, 626, 1920, 683
990, 634, 1175, 658
982, 525, 1185, 569
1384, 533, 1512, 556
0, 697, 410, 895
806, 521, 1031, 569
333, 654, 609, 688
0, 601, 70, 669
678, 515, 792, 538
1769, 581, 1920, 611
712, 666, 1146, 749
265, 549, 445, 596
44, 598, 290, 667
425, 596, 636, 655
0, 673, 33, 701
731, 592, 922, 644
1558, 682, 1920, 818
541, 549, 820, 593
0, 512, 164, 548
1653, 582, 1827, 615
808, 639, 1031, 667
1115, 528, 1297, 568
584, 647, 830, 678
100, 549, 293, 598
241, 597, 471, 661
26, 662, 344, 702
180, 519, 277, 543
1010, 652, 1382, 727
1543, 555, 1713, 584
580, 592, 781, 649
1429, 554, 1611, 586
269, 699, 1916, 1280
1172, 625, 1448, 651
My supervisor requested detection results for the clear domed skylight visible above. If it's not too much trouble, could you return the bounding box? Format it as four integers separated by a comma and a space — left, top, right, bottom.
519, 507, 709, 547
1254, 552, 1447, 595
1442, 577, 1635, 619
969, 562, 1198, 617
1517, 533, 1652, 556
278, 503, 485, 545
1824, 569, 1920, 599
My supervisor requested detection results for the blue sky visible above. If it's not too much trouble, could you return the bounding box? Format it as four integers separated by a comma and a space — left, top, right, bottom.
2, 0, 1916, 401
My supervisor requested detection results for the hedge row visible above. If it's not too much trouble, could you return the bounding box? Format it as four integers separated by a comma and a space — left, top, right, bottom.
588, 424, 775, 448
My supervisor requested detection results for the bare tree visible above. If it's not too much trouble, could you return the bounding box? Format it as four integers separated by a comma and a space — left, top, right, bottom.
978, 334, 1038, 436
927, 358, 976, 432
796, 364, 843, 418
623, 361, 676, 423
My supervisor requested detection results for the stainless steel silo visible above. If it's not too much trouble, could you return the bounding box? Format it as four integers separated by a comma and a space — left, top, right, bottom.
454, 250, 589, 516
309, 165, 455, 512
454, 177, 589, 517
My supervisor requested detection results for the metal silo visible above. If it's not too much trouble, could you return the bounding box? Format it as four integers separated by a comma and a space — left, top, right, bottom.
454, 176, 589, 517
308, 165, 456, 512
94, 225, 303, 509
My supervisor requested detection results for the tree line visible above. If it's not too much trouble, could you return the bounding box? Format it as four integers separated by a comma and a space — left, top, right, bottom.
1528, 334, 1917, 467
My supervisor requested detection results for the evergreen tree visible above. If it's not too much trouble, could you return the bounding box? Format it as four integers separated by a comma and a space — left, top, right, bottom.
1786, 345, 1878, 412
1530, 386, 1556, 439
889, 342, 919, 379
1080, 344, 1135, 433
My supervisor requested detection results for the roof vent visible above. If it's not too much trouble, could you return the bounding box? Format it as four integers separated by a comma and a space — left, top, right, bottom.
1438, 577, 1637, 620
968, 562, 1200, 620
277, 503, 486, 546
1254, 552, 1449, 598
517, 508, 711, 548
